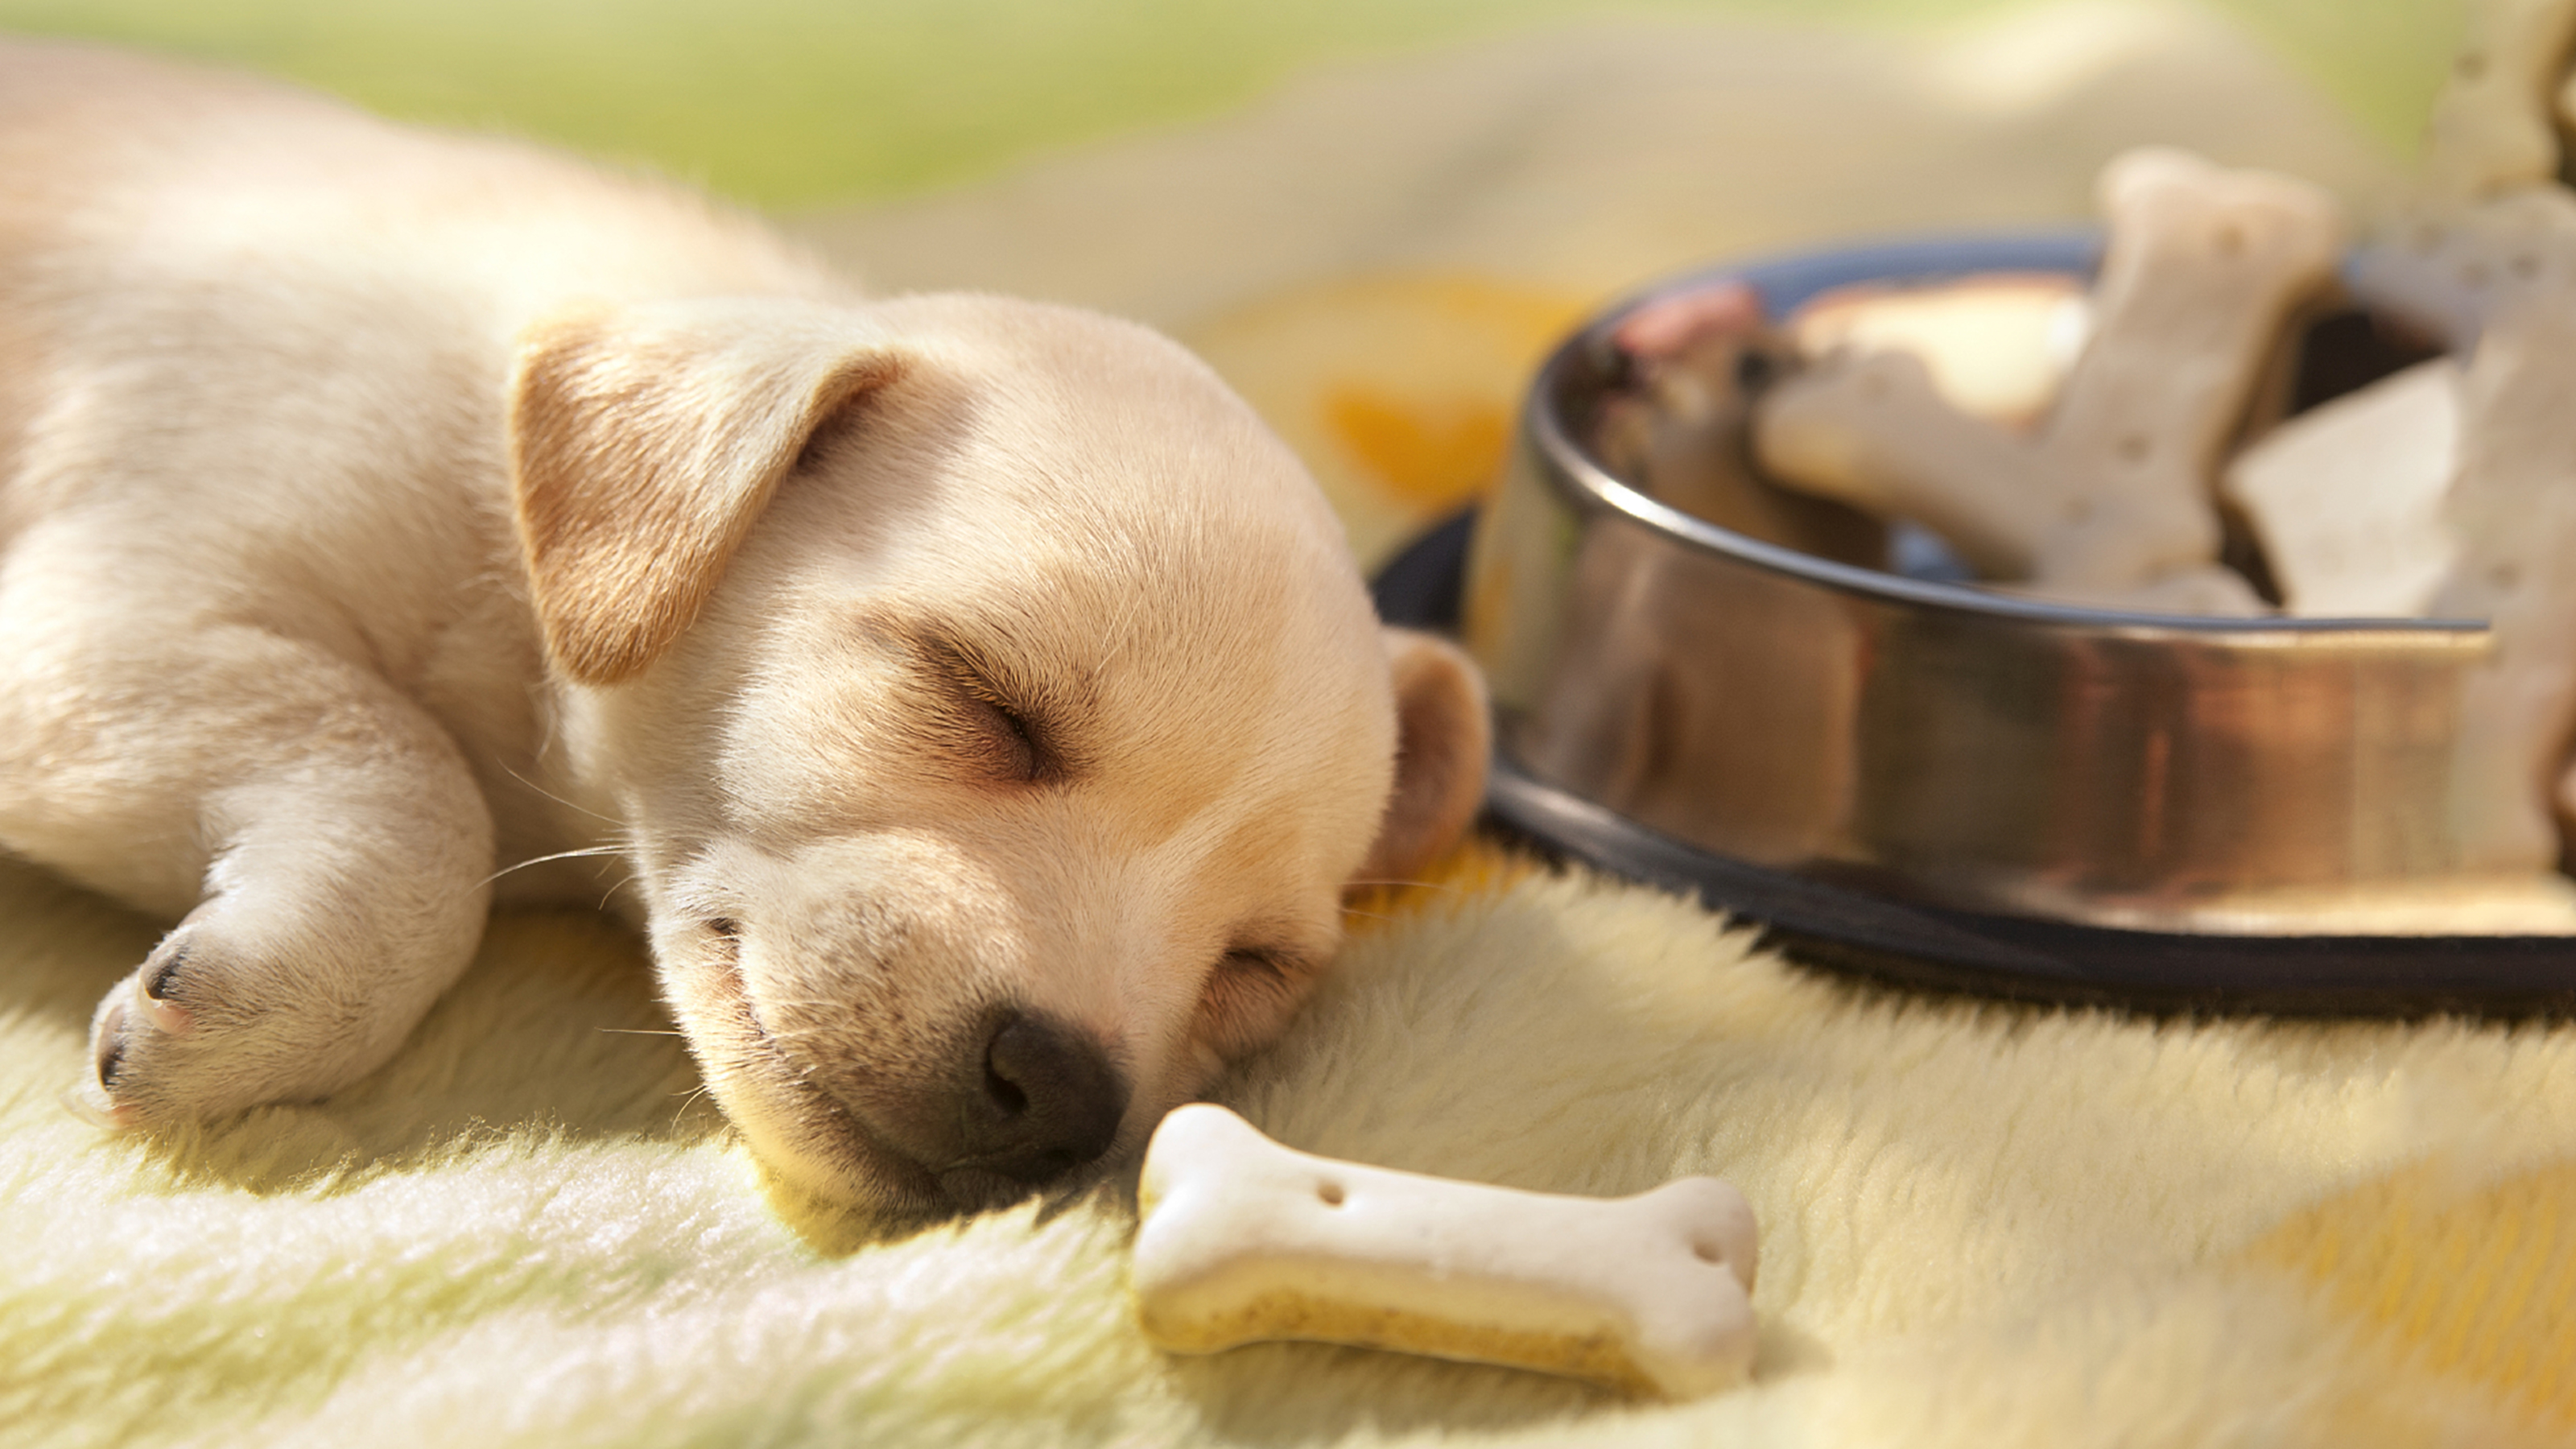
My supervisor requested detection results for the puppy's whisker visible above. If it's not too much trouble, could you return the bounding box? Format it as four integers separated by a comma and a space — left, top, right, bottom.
597, 1026, 685, 1038
500, 762, 624, 830
671, 1084, 715, 1121
476, 844, 627, 890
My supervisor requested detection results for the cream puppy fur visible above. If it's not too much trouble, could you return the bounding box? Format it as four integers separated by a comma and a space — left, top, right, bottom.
0, 39, 1489, 1215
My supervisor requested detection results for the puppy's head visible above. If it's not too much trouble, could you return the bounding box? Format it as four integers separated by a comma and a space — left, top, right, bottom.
509, 293, 1487, 1215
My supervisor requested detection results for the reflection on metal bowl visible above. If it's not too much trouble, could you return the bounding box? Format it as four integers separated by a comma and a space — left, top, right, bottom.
1411, 233, 2576, 1010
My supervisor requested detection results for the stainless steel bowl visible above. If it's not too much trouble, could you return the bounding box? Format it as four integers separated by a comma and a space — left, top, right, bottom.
1456, 234, 2576, 970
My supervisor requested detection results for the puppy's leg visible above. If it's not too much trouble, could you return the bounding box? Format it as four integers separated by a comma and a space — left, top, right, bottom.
0, 612, 495, 1126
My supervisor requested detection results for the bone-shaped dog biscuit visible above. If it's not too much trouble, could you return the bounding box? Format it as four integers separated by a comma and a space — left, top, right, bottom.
1755, 148, 2342, 611
2341, 185, 2576, 868
2442, 316, 2576, 871
1755, 345, 2037, 578
2390, 189, 2576, 870
2342, 183, 2576, 870
2424, 0, 2576, 200
2353, 186, 2576, 350
1130, 1104, 1759, 1399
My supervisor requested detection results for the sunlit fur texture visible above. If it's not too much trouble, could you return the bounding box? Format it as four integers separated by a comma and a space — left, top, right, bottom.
0, 38, 1488, 1212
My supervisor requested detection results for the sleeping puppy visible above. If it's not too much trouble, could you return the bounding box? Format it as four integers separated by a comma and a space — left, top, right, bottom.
0, 39, 1489, 1215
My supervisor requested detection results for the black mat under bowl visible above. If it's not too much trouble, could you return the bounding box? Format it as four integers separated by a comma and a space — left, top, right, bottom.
1373, 510, 2576, 1018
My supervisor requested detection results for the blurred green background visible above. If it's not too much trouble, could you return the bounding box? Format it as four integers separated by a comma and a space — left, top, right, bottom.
0, 0, 2467, 210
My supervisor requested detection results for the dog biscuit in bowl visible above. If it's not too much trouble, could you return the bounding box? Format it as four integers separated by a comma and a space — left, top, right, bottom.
2422, 0, 2576, 199
1131, 1104, 1759, 1399
1753, 147, 2343, 612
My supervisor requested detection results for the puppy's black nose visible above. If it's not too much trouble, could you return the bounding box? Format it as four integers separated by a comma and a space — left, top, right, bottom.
955, 1010, 1126, 1186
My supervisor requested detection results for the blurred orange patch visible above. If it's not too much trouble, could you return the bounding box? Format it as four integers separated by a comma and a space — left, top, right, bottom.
1321, 386, 1511, 512
1187, 274, 1592, 568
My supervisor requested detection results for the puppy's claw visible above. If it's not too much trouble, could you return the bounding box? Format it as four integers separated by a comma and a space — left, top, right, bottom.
144, 946, 185, 1000
95, 1000, 129, 1089
68, 999, 142, 1129
136, 945, 197, 1034
78, 993, 157, 1129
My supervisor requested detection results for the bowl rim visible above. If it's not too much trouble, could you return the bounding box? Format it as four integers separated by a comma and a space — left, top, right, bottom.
1527, 228, 2488, 642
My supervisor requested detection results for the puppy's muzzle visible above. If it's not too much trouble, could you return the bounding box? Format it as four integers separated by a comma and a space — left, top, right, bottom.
898, 1009, 1129, 1207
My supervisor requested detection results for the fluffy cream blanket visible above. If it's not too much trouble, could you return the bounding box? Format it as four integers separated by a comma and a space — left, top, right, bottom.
9, 845, 2574, 1445
7, 6, 2573, 1445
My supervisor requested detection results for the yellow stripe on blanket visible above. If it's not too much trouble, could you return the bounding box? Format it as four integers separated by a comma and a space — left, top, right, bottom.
2244, 1158, 2576, 1432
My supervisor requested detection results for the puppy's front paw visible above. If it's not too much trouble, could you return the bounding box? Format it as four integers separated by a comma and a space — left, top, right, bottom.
71, 924, 395, 1129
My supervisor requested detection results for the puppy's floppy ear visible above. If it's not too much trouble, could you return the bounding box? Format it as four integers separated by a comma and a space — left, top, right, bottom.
509, 299, 905, 684
1355, 628, 1492, 887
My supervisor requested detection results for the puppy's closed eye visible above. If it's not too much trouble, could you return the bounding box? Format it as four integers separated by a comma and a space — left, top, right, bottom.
852, 608, 1096, 788
1197, 947, 1313, 1059
910, 644, 1053, 785
954, 690, 1040, 782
